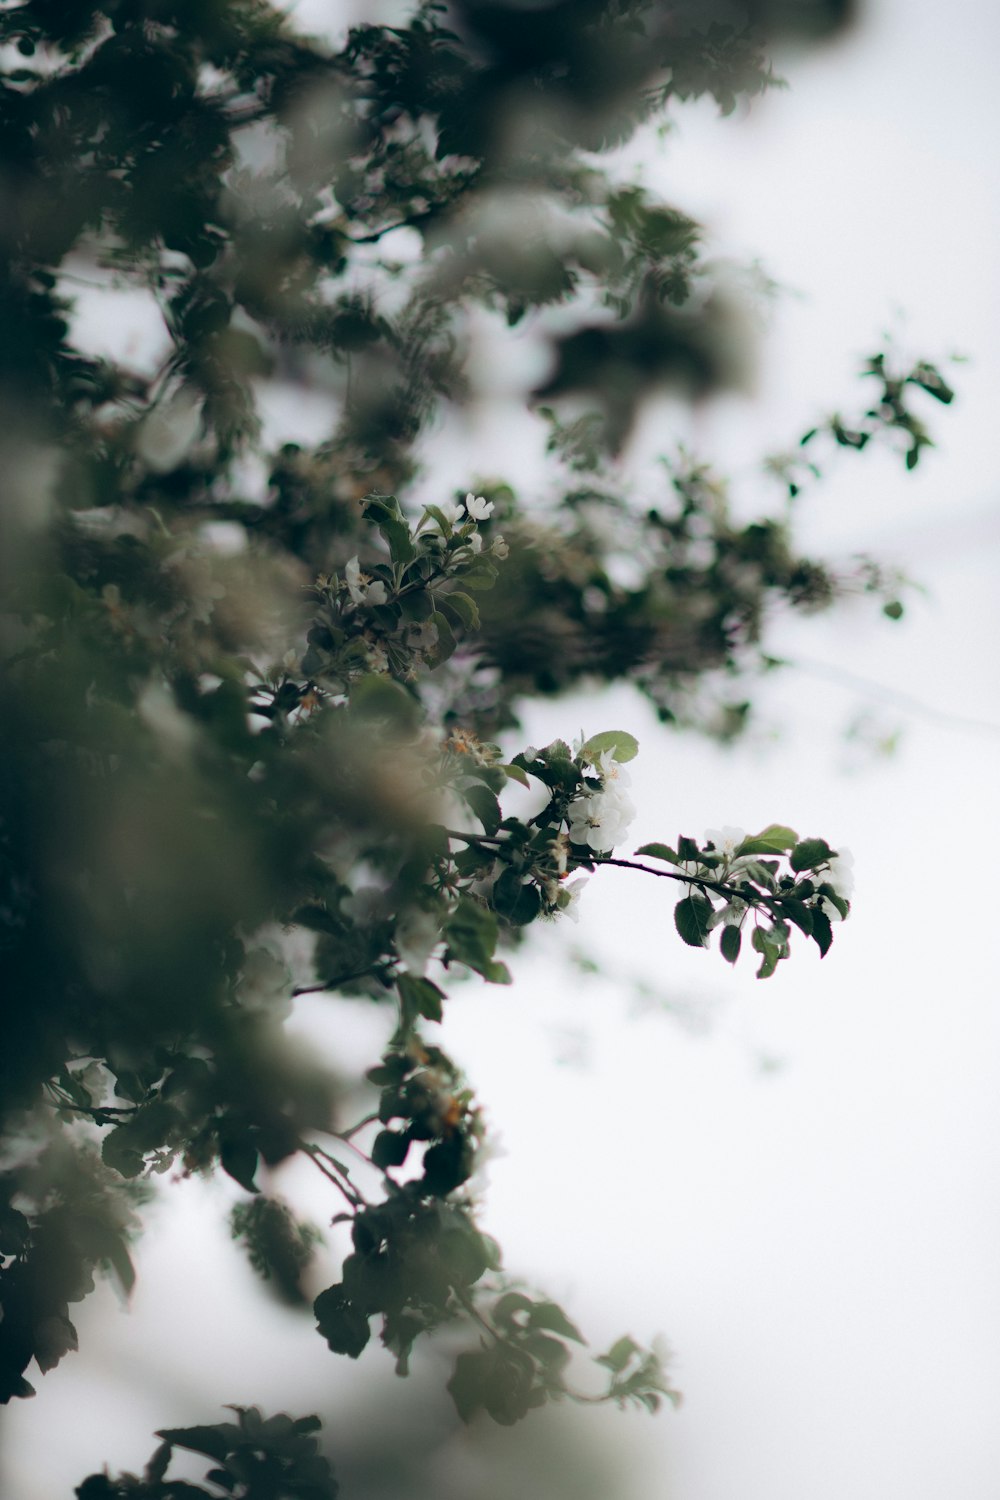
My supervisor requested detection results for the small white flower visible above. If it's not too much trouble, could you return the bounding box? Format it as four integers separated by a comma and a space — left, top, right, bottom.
825, 848, 855, 899
567, 759, 636, 852
344, 555, 366, 604
467, 530, 483, 554
817, 847, 854, 922
704, 826, 745, 861
596, 749, 631, 787
492, 534, 510, 559
344, 556, 387, 607
437, 497, 464, 526
465, 492, 493, 521
558, 875, 590, 922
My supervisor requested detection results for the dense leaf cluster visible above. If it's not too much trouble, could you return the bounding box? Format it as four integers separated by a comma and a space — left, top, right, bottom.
0, 0, 947, 1487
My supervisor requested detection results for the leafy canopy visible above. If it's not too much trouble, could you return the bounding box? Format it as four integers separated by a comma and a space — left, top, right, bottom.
0, 0, 952, 1488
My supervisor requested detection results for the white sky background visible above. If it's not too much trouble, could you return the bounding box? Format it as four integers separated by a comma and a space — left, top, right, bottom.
4, 1, 1000, 1496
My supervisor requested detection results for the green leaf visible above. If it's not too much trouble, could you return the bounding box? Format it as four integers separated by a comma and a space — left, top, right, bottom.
597, 1335, 640, 1373
634, 842, 678, 864
674, 895, 713, 948
779, 898, 814, 938
501, 762, 530, 788
446, 896, 510, 982
364, 497, 416, 564
422, 503, 458, 536
101, 1126, 146, 1179
491, 867, 542, 926
790, 838, 833, 873
371, 1129, 411, 1169
220, 1132, 260, 1194
810, 907, 834, 956
396, 972, 445, 1025
456, 560, 498, 591
751, 927, 780, 980
155, 1424, 240, 1463
103, 1231, 136, 1298
580, 729, 639, 765
350, 674, 420, 733
736, 824, 798, 855
313, 1285, 371, 1358
529, 1301, 586, 1344
720, 924, 742, 964
437, 589, 480, 632
462, 782, 501, 836
816, 884, 850, 921
427, 610, 457, 664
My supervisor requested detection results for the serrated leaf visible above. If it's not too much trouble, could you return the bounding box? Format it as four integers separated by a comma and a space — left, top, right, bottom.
674, 895, 713, 948
529, 1301, 586, 1343
396, 971, 445, 1025
313, 1285, 371, 1358
809, 906, 833, 956
816, 884, 849, 921
580, 729, 639, 765
462, 782, 501, 836
790, 838, 833, 872
437, 589, 480, 632
737, 824, 798, 855
446, 896, 509, 981
501, 762, 530, 787
751, 926, 780, 980
720, 924, 742, 964
635, 842, 678, 864
779, 898, 813, 938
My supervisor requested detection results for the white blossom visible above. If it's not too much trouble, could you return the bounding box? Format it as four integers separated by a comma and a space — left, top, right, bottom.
558, 875, 590, 922
492, 534, 510, 559
825, 848, 855, 898
436, 497, 464, 525
567, 756, 636, 852
704, 825, 745, 861
818, 847, 854, 921
467, 530, 483, 554
344, 556, 387, 607
464, 492, 493, 521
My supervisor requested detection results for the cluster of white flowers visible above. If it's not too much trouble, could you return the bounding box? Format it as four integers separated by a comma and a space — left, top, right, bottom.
567, 751, 636, 853
430, 493, 507, 556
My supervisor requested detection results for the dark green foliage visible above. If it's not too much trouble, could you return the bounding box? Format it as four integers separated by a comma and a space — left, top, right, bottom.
231, 1197, 321, 1305
0, 0, 941, 1486
76, 1405, 338, 1499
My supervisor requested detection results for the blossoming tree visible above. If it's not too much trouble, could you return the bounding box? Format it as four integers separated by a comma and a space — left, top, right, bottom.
0, 1, 953, 1494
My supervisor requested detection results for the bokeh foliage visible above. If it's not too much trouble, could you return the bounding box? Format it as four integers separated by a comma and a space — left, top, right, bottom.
0, 0, 952, 1488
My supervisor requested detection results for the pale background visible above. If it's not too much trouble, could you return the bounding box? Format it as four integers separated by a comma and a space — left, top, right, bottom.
3, 1, 999, 1495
